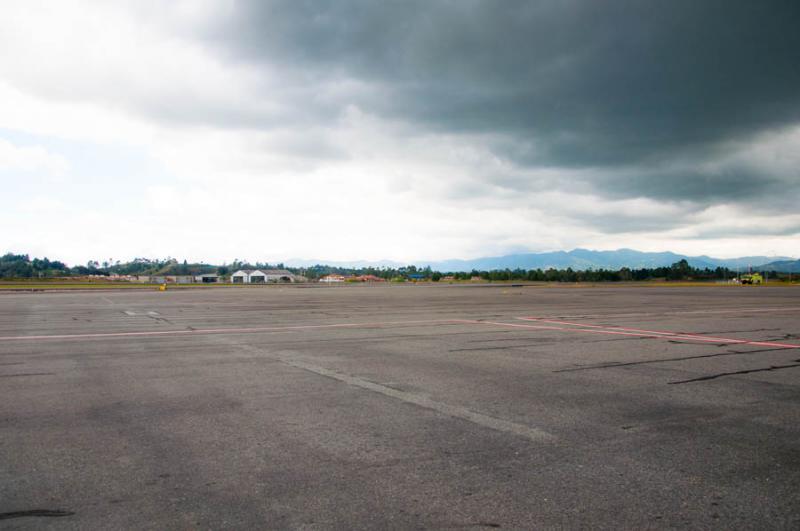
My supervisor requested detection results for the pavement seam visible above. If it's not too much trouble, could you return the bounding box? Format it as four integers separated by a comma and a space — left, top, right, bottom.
230, 341, 557, 445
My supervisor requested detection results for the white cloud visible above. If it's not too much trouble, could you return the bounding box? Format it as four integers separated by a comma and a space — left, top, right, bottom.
0, 81, 154, 146
0, 138, 69, 176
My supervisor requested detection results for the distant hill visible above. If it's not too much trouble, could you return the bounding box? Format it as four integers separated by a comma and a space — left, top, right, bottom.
152, 262, 218, 276
286, 258, 405, 269
415, 248, 792, 273
284, 249, 792, 272
761, 259, 800, 273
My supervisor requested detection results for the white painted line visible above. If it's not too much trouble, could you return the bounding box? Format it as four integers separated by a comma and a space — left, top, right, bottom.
0, 319, 471, 342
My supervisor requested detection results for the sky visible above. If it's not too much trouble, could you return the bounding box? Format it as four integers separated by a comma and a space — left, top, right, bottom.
2, 0, 799, 266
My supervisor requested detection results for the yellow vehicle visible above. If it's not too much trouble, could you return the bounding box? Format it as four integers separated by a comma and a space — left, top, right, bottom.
740, 273, 763, 285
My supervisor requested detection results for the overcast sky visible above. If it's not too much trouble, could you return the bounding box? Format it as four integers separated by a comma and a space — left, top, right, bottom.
2, 1, 799, 265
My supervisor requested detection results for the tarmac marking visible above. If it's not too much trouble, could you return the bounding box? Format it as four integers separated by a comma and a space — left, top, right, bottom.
230, 342, 556, 445
527, 306, 800, 320
505, 317, 800, 349
0, 319, 471, 342
518, 317, 750, 339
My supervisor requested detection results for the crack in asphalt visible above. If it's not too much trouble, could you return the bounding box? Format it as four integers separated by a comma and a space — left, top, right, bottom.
147, 315, 175, 325
668, 362, 800, 384
556, 348, 796, 373
450, 345, 533, 352
0, 510, 75, 520
0, 372, 55, 378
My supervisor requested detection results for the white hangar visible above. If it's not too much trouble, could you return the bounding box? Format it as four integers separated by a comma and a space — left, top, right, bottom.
231, 269, 296, 283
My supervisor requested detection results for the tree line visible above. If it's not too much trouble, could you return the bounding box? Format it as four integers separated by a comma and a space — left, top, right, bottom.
2, 253, 780, 282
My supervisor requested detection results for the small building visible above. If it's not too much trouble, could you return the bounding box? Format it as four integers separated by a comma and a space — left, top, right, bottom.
194, 273, 219, 283
231, 270, 256, 283
319, 274, 346, 283
353, 275, 386, 282
151, 275, 193, 284
231, 269, 296, 283
232, 269, 261, 283
262, 269, 296, 282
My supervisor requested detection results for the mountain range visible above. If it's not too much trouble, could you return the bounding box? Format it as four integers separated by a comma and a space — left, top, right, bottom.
287, 249, 797, 272
760, 259, 800, 273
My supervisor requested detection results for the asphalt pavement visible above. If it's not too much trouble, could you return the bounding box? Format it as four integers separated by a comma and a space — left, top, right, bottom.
1, 283, 799, 529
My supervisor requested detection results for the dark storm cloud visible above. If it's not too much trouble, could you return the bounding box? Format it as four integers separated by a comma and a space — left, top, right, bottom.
591, 166, 800, 204
201, 0, 800, 205
694, 224, 800, 240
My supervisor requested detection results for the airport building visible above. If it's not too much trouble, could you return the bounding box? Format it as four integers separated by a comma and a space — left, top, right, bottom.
149, 275, 194, 284
231, 269, 296, 283
134, 274, 218, 284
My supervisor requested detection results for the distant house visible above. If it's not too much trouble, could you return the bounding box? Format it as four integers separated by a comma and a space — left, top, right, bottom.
151, 275, 193, 284
353, 275, 386, 282
194, 273, 218, 283
319, 274, 346, 283
231, 269, 296, 283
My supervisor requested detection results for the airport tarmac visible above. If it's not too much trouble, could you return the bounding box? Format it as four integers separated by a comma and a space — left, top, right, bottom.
1, 284, 799, 529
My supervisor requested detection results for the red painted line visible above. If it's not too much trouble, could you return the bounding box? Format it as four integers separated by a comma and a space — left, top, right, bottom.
0, 319, 469, 342
533, 307, 800, 320
511, 317, 800, 349
478, 320, 729, 343
462, 320, 565, 331
519, 317, 734, 339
